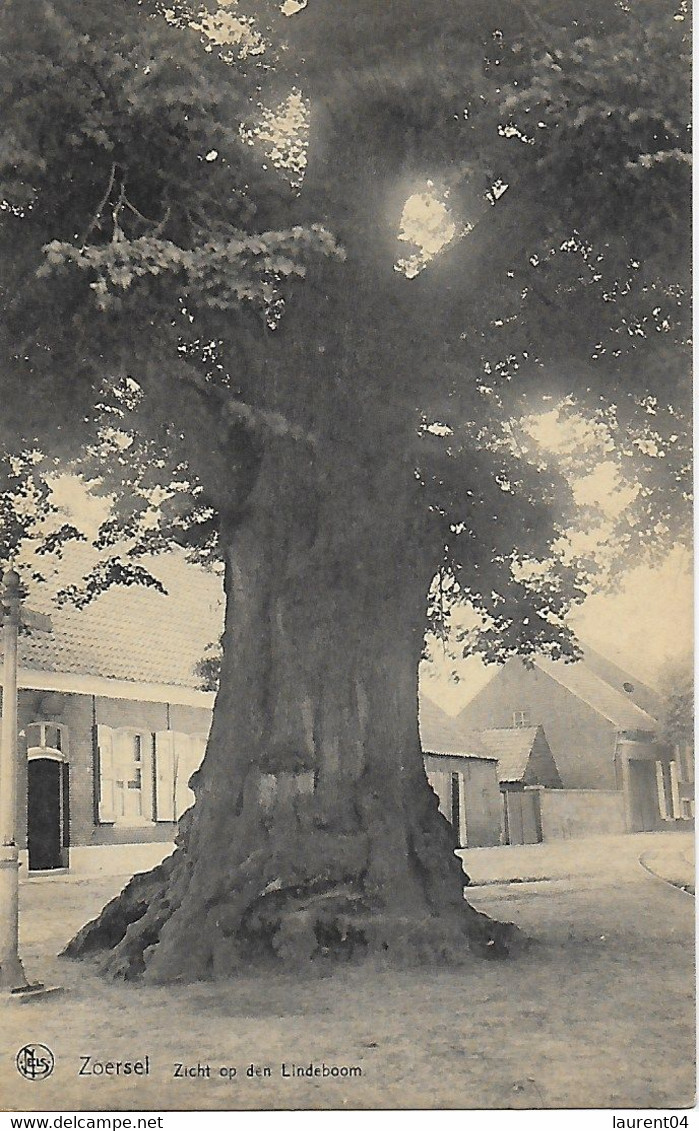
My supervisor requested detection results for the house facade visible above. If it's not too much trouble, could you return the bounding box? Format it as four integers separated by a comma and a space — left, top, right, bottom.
4, 548, 222, 875
6, 544, 691, 873
15, 682, 213, 875
454, 648, 693, 834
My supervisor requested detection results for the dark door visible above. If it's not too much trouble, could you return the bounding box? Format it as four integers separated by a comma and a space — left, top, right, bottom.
27, 759, 64, 870
628, 759, 661, 832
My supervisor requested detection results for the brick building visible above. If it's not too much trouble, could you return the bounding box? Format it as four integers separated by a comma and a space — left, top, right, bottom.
5, 549, 221, 875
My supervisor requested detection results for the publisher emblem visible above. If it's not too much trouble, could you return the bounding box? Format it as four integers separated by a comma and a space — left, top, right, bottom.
16, 1044, 55, 1080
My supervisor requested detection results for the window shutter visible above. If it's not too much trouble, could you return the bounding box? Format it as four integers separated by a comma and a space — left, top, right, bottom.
154, 731, 177, 822
141, 733, 155, 821
96, 724, 116, 823
174, 733, 207, 819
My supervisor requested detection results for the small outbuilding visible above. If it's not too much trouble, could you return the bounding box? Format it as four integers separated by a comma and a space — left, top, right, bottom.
420, 698, 503, 848
479, 725, 562, 844
479, 724, 562, 790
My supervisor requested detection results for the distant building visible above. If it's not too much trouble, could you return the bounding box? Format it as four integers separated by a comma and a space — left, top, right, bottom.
419, 700, 565, 846
5, 542, 691, 874
453, 648, 694, 835
420, 698, 503, 848
479, 726, 561, 845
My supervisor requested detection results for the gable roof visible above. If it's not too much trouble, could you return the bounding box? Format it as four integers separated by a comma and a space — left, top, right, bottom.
578, 645, 663, 719
5, 543, 663, 735
479, 726, 540, 782
7, 544, 224, 692
423, 713, 562, 786
533, 655, 659, 732
452, 641, 662, 728
420, 695, 476, 756
479, 724, 562, 786
419, 696, 494, 760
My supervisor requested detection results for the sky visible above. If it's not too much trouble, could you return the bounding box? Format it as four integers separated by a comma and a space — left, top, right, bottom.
49, 475, 692, 713
421, 544, 693, 714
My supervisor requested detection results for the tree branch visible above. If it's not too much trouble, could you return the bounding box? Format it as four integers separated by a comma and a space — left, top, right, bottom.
82, 162, 117, 246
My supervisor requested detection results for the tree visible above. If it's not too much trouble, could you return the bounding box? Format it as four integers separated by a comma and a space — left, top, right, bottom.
0, 0, 690, 979
656, 653, 694, 751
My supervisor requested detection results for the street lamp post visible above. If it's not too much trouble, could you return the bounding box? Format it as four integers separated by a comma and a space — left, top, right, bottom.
0, 567, 24, 989
0, 566, 55, 996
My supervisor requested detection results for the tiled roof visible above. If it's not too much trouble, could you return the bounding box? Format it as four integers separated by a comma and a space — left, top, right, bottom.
8, 544, 224, 689
452, 641, 662, 724
419, 696, 493, 759
479, 726, 541, 782
578, 646, 664, 720
5, 545, 663, 733
534, 656, 659, 731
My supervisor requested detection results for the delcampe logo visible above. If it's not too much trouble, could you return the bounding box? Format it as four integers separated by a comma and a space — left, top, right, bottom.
16, 1044, 55, 1080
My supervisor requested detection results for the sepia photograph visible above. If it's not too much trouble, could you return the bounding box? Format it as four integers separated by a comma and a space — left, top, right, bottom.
0, 0, 693, 1118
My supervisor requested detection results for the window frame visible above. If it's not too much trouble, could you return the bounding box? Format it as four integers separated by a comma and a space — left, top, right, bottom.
25, 721, 68, 762
512, 710, 531, 728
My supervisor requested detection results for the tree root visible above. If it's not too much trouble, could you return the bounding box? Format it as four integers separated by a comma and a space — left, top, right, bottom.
63, 857, 526, 981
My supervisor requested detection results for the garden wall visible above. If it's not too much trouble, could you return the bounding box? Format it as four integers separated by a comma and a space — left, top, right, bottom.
535, 788, 626, 840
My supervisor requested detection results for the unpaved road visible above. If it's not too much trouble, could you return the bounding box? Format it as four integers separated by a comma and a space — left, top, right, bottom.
1, 833, 694, 1111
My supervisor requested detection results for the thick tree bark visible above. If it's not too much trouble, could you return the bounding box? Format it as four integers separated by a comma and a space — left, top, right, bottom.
65, 84, 525, 981
66, 440, 522, 980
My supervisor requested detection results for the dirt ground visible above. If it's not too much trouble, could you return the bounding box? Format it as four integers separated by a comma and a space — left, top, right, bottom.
1, 831, 694, 1112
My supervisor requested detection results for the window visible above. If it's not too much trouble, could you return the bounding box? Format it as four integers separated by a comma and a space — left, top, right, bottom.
97, 726, 208, 825
96, 726, 154, 825
114, 733, 145, 821
26, 722, 67, 757
512, 711, 530, 728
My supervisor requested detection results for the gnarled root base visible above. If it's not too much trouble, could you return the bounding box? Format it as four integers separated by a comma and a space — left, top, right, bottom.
63, 848, 526, 982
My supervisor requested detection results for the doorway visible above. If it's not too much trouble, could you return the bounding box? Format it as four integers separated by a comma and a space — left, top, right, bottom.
27, 758, 68, 870
628, 758, 662, 832
503, 789, 542, 845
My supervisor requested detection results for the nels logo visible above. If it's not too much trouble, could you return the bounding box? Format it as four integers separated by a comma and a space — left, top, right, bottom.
16, 1044, 55, 1081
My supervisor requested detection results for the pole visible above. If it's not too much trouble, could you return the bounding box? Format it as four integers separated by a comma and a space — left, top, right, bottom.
0, 566, 28, 989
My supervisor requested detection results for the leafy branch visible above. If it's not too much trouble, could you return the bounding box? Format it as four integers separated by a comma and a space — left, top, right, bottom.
37, 225, 345, 313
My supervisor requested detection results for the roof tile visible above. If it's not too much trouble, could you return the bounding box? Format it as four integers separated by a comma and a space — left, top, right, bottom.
8, 545, 223, 689
479, 726, 540, 782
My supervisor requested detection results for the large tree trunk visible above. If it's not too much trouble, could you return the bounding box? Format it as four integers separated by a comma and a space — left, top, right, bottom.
66, 83, 524, 981
66, 438, 521, 980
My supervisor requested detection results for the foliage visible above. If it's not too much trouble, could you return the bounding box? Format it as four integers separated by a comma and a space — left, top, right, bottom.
194, 637, 223, 692
656, 653, 694, 749
0, 0, 691, 663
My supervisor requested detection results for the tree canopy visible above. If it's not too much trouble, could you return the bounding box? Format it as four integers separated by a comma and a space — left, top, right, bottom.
0, 0, 690, 658
1, 0, 692, 979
